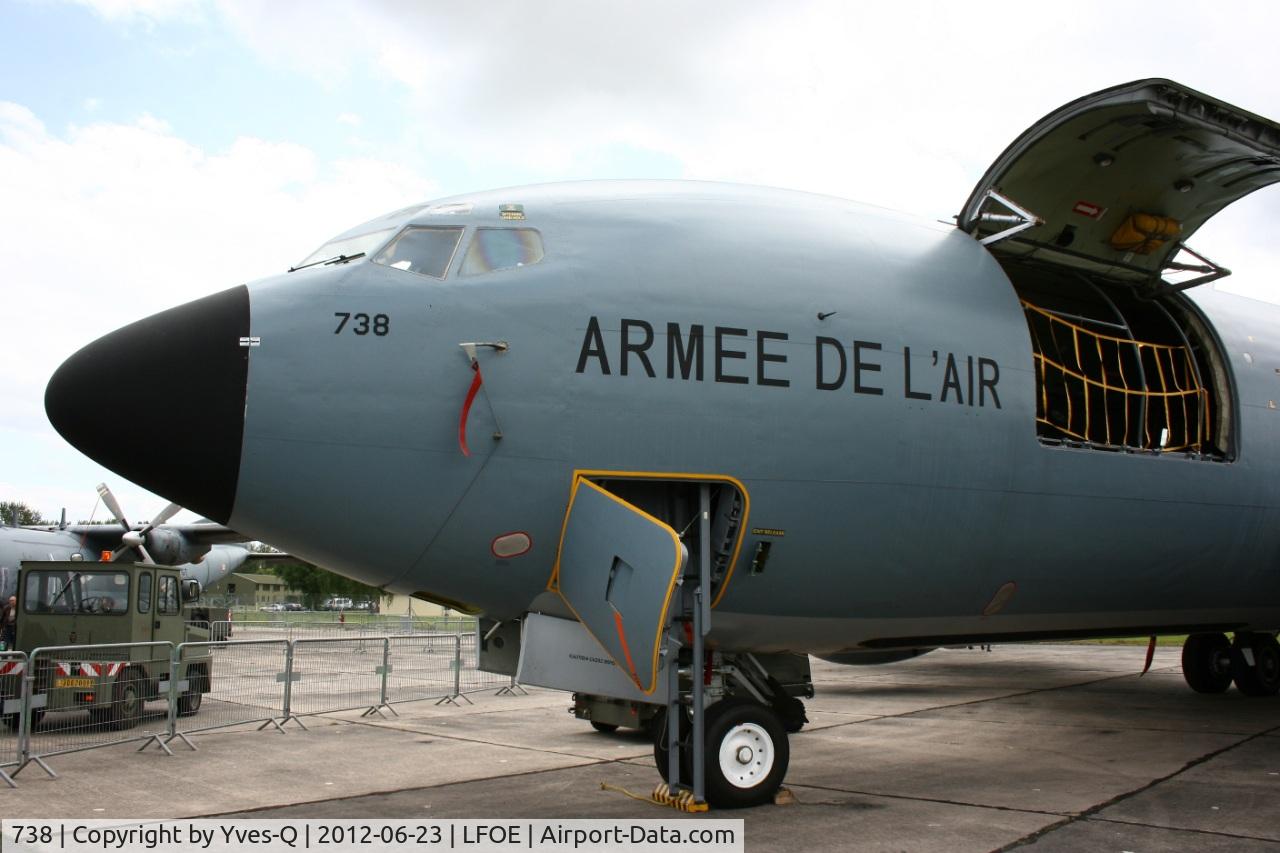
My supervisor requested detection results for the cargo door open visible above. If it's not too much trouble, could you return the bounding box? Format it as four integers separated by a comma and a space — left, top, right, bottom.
959, 78, 1280, 292
957, 79, 1280, 461
549, 478, 687, 695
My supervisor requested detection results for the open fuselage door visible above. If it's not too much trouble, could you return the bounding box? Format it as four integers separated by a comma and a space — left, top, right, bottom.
960, 78, 1280, 293
549, 478, 687, 695
958, 79, 1280, 460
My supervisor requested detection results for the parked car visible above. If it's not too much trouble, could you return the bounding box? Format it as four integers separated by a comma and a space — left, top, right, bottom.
281, 602, 305, 612
320, 597, 354, 611
259, 603, 285, 612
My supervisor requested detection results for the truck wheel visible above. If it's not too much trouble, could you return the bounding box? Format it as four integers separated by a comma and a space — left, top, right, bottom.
111, 670, 145, 730
178, 665, 206, 716
703, 697, 789, 809
589, 721, 618, 733
14, 707, 46, 730
178, 690, 202, 716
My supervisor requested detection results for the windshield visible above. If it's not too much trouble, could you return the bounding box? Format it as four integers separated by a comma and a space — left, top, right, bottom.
460, 228, 544, 276
294, 227, 396, 270
24, 569, 130, 615
372, 227, 464, 279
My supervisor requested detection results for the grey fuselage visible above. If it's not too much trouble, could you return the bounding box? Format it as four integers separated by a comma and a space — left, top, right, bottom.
48, 181, 1280, 655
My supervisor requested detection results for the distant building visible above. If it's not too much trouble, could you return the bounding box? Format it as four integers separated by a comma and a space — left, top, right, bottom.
204, 572, 297, 608
380, 593, 447, 618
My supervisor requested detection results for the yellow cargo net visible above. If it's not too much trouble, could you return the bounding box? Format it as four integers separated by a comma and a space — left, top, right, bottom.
1021, 300, 1209, 452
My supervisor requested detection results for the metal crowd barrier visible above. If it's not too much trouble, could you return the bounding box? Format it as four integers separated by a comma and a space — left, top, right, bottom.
211, 620, 287, 640
0, 626, 526, 786
172, 640, 291, 742
1, 651, 27, 787
384, 635, 461, 707
20, 641, 175, 779
283, 637, 388, 726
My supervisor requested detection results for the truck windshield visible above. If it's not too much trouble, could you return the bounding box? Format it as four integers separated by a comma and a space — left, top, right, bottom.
24, 570, 130, 615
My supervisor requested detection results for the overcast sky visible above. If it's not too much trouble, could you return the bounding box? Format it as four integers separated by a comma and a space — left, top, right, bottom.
3, 0, 1280, 522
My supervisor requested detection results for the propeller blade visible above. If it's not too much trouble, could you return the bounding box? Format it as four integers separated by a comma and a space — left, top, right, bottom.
96, 483, 130, 530
136, 502, 182, 538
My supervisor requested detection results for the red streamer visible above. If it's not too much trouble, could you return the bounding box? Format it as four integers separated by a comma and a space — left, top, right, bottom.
458, 361, 483, 457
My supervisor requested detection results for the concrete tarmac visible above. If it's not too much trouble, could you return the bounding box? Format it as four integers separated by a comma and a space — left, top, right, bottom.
3, 644, 1279, 852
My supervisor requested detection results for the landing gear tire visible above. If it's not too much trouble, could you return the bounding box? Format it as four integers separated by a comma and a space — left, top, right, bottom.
703, 698, 789, 809
1231, 633, 1280, 697
651, 706, 692, 780
590, 721, 618, 733
1182, 632, 1233, 694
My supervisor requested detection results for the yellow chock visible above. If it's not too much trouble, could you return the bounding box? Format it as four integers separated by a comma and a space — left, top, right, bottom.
773, 786, 796, 805
651, 782, 710, 813
598, 782, 710, 813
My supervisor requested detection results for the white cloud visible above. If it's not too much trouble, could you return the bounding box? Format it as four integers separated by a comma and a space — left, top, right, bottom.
0, 101, 436, 518
201, 3, 1280, 203
65, 0, 205, 24
336, 112, 362, 127
197, 0, 1280, 299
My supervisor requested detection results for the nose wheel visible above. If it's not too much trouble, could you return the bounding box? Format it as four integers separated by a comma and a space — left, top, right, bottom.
655, 697, 790, 809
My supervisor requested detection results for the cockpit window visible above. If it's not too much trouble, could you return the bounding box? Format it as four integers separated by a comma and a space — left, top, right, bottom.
372, 227, 465, 279
295, 227, 396, 270
460, 228, 544, 276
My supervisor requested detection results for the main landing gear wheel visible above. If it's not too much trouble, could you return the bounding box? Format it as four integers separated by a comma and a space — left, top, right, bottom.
1182, 632, 1232, 694
703, 698, 789, 809
1231, 633, 1280, 697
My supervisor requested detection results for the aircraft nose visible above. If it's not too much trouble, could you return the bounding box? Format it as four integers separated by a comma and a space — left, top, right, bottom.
45, 285, 251, 524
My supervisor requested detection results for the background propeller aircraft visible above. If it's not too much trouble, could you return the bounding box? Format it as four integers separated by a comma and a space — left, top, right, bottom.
42, 79, 1280, 807
0, 484, 283, 599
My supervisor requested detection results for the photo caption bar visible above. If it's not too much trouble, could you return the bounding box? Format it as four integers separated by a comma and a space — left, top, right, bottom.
3, 819, 743, 853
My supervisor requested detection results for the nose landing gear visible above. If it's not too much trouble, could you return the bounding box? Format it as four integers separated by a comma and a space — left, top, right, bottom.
652, 667, 804, 809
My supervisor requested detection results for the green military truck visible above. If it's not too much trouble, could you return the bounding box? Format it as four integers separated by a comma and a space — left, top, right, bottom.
1, 560, 212, 730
